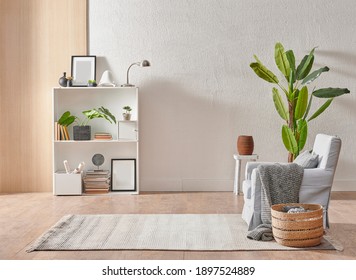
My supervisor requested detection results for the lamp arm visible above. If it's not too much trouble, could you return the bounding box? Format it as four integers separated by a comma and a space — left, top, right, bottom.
126, 62, 140, 85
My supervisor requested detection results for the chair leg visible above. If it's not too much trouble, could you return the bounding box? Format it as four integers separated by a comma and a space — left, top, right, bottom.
325, 211, 330, 228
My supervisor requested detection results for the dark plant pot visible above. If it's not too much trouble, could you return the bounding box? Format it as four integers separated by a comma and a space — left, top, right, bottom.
73, 126, 91, 141
237, 135, 254, 155
88, 82, 97, 87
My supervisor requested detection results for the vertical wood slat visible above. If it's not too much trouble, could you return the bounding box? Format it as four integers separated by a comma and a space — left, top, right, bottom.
0, 0, 87, 193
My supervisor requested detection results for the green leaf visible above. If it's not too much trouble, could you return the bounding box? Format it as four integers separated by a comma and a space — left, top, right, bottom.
275, 42, 290, 78
282, 125, 298, 154
294, 86, 308, 119
308, 98, 333, 121
61, 116, 75, 126
285, 50, 296, 71
296, 47, 316, 80
272, 88, 289, 121
58, 111, 70, 125
303, 94, 313, 120
58, 111, 76, 126
312, 87, 350, 98
82, 107, 117, 124
301, 66, 329, 85
296, 119, 308, 151
99, 106, 117, 124
253, 55, 263, 64
250, 62, 279, 84
286, 50, 296, 86
83, 109, 101, 120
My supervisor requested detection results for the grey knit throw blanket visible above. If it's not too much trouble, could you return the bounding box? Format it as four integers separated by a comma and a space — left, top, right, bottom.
247, 163, 304, 241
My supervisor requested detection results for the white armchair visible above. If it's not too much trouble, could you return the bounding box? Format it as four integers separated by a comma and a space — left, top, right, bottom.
241, 134, 341, 230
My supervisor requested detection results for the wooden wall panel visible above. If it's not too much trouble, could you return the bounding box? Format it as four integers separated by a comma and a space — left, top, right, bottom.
0, 0, 87, 193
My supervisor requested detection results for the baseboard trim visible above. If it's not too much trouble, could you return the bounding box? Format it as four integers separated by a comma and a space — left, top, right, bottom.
333, 180, 356, 191
140, 179, 233, 192
140, 179, 355, 192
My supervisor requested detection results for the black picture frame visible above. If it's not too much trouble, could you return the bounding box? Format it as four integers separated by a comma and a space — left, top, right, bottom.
71, 55, 96, 86
111, 158, 137, 192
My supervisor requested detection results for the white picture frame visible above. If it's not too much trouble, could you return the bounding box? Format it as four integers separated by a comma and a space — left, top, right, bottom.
111, 159, 136, 191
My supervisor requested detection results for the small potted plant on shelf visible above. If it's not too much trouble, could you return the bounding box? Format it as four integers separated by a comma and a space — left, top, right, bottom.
73, 106, 117, 140
122, 106, 132, 121
87, 79, 97, 87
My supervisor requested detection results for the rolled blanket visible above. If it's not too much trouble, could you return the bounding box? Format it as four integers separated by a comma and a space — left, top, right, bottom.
247, 163, 304, 241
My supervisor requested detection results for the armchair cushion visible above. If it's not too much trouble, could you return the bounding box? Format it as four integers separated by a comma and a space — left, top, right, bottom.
294, 150, 319, 168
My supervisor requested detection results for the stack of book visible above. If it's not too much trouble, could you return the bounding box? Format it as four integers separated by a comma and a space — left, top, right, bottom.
94, 132, 112, 140
54, 122, 70, 140
83, 170, 111, 194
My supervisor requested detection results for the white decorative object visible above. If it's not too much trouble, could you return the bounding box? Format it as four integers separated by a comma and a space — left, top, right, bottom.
72, 162, 85, 174
63, 160, 71, 174
98, 70, 116, 87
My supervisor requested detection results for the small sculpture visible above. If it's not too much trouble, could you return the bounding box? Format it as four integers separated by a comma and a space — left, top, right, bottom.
92, 154, 105, 171
99, 70, 115, 87
58, 72, 68, 87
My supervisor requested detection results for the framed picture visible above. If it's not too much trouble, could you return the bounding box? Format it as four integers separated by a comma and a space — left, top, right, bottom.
71, 55, 96, 86
111, 159, 136, 192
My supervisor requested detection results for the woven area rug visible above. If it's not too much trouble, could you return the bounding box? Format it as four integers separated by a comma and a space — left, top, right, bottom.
26, 214, 342, 252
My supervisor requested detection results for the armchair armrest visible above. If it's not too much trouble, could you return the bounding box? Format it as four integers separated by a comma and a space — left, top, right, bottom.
302, 168, 334, 187
245, 162, 275, 180
300, 168, 334, 214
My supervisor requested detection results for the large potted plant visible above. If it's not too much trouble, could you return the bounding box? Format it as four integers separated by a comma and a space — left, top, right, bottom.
250, 42, 350, 161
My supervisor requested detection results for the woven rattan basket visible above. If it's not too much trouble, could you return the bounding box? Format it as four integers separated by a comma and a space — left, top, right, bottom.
271, 203, 324, 247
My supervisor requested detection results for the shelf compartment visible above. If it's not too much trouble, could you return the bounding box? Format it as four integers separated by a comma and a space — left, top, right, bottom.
54, 139, 138, 143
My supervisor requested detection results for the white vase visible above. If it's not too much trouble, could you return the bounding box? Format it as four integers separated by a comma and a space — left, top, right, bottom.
123, 113, 131, 121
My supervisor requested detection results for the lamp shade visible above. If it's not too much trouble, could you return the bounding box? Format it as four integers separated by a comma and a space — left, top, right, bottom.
140, 60, 150, 67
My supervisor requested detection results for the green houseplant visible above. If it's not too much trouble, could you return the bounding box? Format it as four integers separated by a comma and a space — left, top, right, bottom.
87, 79, 97, 87
250, 42, 350, 161
59, 107, 116, 140
122, 106, 132, 121
76, 106, 117, 126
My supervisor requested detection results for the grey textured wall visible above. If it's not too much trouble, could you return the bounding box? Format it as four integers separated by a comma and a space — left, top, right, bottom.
89, 0, 356, 191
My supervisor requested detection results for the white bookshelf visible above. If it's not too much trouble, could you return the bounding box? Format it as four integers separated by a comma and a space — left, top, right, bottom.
52, 87, 139, 195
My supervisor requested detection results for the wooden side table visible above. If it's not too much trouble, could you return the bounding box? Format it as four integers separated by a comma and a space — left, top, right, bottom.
233, 154, 258, 195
